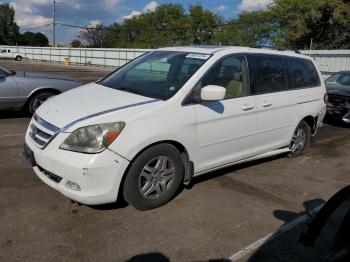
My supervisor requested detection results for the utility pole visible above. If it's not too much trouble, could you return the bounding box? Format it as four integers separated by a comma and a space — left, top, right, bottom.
53, 0, 56, 46
310, 38, 313, 50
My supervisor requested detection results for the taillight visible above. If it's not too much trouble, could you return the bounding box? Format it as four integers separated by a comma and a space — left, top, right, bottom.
324, 94, 329, 104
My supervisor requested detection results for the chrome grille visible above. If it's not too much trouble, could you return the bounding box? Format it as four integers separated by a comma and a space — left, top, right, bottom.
29, 124, 52, 146
29, 114, 61, 149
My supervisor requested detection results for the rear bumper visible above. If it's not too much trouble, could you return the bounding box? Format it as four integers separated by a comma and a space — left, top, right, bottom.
312, 106, 327, 135
24, 132, 130, 205
318, 106, 327, 127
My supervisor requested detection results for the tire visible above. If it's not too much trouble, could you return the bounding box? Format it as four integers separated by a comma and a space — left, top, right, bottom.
15, 56, 22, 61
27, 91, 56, 115
123, 144, 184, 210
288, 120, 311, 158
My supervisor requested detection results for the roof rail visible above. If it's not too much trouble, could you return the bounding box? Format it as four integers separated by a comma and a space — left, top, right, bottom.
252, 45, 301, 54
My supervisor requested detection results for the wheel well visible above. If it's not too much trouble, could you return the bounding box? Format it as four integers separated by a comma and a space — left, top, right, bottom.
23, 88, 61, 109
117, 140, 191, 203
130, 140, 189, 164
302, 115, 317, 133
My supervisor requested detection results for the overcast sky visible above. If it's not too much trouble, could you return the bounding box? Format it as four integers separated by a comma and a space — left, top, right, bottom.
1, 0, 273, 44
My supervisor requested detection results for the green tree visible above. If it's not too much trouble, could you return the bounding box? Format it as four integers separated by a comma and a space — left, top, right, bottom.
19, 31, 49, 46
215, 0, 350, 49
214, 11, 281, 47
32, 32, 49, 46
71, 39, 82, 47
149, 4, 188, 46
79, 24, 109, 47
118, 4, 188, 48
77, 1, 350, 50
0, 3, 20, 45
271, 0, 350, 49
188, 5, 222, 45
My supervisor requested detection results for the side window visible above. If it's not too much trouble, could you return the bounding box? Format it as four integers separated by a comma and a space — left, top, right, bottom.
201, 55, 250, 99
253, 55, 288, 93
1, 50, 6, 53
289, 58, 321, 88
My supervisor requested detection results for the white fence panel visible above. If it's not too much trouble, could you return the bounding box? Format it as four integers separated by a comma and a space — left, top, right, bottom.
0, 45, 151, 67
1, 46, 349, 78
301, 50, 350, 78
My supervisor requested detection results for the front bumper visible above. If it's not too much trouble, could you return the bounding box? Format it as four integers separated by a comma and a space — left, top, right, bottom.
326, 106, 350, 123
24, 132, 130, 205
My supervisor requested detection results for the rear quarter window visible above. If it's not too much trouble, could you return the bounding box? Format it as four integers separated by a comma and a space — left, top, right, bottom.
289, 57, 321, 88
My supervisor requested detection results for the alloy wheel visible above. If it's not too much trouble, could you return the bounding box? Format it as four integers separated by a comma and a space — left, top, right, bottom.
290, 125, 306, 153
138, 156, 176, 200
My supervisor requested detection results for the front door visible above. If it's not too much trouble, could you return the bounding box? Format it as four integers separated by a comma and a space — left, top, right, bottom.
0, 73, 20, 110
193, 55, 257, 173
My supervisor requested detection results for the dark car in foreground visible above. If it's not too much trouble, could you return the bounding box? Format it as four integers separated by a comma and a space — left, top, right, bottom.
325, 71, 350, 123
0, 66, 81, 115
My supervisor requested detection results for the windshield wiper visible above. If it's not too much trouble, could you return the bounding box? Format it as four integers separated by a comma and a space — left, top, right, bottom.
117, 86, 143, 96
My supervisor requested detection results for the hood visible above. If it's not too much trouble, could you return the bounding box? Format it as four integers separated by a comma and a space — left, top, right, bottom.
35, 82, 161, 130
16, 71, 77, 82
326, 84, 350, 96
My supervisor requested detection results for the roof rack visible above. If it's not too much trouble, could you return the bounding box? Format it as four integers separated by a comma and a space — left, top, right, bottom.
252, 45, 301, 54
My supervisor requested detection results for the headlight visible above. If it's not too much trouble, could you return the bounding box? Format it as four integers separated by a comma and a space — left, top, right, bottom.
60, 122, 125, 153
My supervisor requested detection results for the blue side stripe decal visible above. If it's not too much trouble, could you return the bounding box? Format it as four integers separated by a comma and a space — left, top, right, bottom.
62, 99, 159, 132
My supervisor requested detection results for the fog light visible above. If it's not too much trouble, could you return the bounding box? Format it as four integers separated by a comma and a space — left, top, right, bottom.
65, 180, 81, 191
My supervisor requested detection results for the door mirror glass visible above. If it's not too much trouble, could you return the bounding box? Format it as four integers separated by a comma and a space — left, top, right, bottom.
201, 85, 226, 101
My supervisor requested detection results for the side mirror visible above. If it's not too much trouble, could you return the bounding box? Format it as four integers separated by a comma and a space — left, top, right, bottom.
200, 85, 226, 101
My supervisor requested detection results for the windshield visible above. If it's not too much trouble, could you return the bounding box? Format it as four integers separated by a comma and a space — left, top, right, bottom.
100, 51, 209, 100
326, 73, 350, 86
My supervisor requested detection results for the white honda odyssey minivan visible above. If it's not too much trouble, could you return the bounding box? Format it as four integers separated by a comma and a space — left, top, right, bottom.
24, 46, 327, 210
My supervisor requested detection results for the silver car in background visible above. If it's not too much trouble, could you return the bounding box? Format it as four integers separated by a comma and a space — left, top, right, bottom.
0, 66, 80, 114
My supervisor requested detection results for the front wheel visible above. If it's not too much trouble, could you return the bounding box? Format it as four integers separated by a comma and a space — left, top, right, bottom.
123, 144, 184, 210
27, 91, 56, 115
15, 56, 22, 61
288, 120, 311, 158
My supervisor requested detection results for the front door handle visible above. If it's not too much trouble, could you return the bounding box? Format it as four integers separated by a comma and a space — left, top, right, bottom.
262, 102, 273, 107
241, 104, 255, 111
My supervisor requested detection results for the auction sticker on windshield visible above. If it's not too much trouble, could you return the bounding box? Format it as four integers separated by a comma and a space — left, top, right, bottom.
186, 53, 211, 60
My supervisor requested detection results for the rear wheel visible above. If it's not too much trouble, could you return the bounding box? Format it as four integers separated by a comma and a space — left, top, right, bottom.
27, 91, 56, 115
123, 144, 184, 210
288, 120, 311, 158
15, 55, 22, 61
